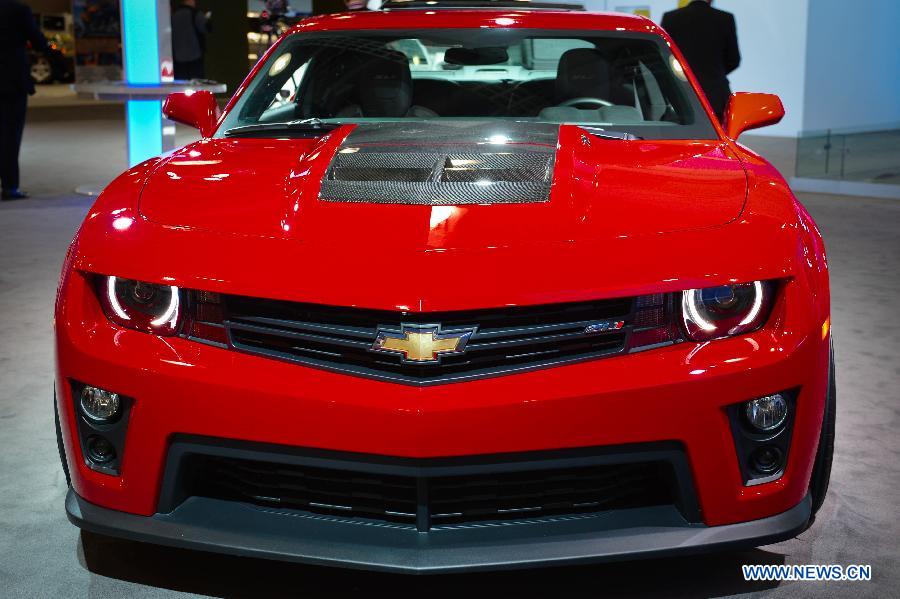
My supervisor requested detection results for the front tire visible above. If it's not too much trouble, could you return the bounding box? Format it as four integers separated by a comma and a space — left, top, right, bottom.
809, 340, 836, 516
54, 390, 71, 487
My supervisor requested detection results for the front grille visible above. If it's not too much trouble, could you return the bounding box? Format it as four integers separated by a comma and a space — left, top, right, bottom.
210, 295, 634, 385
188, 453, 678, 531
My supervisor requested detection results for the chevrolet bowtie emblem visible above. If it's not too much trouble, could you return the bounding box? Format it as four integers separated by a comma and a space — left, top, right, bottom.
372, 323, 476, 364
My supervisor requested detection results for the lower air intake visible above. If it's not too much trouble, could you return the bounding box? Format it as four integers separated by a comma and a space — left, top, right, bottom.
186, 452, 680, 530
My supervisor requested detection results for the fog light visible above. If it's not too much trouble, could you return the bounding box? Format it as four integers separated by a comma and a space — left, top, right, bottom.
745, 393, 787, 431
86, 435, 116, 463
80, 386, 121, 422
750, 445, 783, 474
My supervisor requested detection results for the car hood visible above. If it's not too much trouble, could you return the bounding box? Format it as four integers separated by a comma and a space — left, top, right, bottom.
139, 121, 747, 252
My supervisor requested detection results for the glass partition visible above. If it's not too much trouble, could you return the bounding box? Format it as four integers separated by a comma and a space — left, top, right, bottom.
796, 125, 900, 186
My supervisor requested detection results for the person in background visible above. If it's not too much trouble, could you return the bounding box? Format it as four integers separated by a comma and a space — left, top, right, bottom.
0, 0, 49, 201
662, 0, 740, 123
172, 0, 211, 80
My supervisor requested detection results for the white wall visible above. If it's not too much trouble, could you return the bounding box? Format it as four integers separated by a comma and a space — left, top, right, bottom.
802, 0, 900, 134
715, 0, 809, 137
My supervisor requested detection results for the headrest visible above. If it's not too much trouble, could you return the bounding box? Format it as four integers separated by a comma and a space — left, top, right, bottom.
555, 48, 612, 103
358, 50, 413, 118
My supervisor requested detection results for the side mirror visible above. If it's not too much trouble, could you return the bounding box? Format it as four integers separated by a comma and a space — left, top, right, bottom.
724, 93, 785, 140
163, 91, 220, 138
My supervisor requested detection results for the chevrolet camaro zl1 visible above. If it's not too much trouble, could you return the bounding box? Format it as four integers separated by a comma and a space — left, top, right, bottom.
55, 4, 834, 573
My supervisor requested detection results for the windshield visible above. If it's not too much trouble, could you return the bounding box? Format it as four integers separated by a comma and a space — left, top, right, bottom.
219, 29, 717, 140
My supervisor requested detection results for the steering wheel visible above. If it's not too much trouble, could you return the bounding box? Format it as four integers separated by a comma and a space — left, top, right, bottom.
559, 97, 614, 109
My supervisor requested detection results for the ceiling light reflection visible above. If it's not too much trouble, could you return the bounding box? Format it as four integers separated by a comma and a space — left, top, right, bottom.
429, 206, 457, 229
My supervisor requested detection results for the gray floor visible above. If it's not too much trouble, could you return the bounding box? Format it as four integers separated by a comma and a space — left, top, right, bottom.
1, 118, 898, 598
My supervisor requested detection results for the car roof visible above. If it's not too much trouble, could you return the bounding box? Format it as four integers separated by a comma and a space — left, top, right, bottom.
289, 9, 659, 36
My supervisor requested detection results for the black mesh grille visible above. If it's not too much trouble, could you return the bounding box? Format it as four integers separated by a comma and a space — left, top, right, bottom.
214, 295, 633, 384
195, 456, 418, 524
427, 461, 675, 525
189, 454, 677, 530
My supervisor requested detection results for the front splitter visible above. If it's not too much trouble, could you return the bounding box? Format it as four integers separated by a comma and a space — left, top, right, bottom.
66, 489, 811, 574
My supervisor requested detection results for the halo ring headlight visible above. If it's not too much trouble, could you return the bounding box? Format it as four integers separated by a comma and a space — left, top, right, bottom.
681, 281, 776, 341
98, 276, 182, 336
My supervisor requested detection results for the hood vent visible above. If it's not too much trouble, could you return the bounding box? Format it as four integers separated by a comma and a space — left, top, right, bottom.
318, 122, 558, 205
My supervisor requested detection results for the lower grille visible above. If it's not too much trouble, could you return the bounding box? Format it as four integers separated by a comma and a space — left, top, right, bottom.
428, 461, 675, 526
185, 451, 680, 531
196, 456, 419, 525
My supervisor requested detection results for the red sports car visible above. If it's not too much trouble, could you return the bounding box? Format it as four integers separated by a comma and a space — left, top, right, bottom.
55, 4, 834, 573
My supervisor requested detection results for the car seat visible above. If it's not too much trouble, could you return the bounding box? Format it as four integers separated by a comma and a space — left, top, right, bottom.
335, 50, 437, 118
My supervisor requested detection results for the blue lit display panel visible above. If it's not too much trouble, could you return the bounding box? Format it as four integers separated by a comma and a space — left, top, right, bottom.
126, 100, 163, 166
121, 0, 162, 166
120, 0, 160, 85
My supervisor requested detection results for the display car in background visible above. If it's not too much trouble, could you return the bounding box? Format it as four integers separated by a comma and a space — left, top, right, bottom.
30, 12, 76, 84
55, 2, 834, 572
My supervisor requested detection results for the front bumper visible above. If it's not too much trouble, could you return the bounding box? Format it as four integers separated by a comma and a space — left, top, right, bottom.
55, 271, 830, 569
66, 488, 811, 573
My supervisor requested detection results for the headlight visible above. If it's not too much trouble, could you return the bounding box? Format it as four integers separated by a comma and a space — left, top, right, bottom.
98, 275, 182, 335
681, 280, 776, 341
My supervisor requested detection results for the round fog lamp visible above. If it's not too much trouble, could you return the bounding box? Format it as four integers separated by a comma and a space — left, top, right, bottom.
86, 435, 116, 464
745, 394, 787, 431
80, 386, 121, 422
750, 445, 783, 474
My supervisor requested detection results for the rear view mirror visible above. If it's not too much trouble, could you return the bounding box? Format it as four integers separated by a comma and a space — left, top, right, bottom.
443, 47, 509, 66
724, 93, 785, 140
162, 91, 220, 138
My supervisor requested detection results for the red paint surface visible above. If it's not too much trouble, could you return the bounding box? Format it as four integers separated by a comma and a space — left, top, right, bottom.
55, 9, 830, 529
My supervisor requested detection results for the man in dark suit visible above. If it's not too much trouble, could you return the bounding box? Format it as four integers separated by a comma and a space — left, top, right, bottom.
662, 0, 740, 123
172, 0, 211, 80
0, 0, 48, 200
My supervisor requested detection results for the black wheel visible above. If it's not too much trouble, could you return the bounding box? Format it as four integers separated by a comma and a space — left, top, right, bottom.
809, 340, 836, 516
54, 390, 72, 487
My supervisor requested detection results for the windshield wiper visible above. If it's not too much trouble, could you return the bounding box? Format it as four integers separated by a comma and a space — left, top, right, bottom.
224, 118, 343, 138
578, 126, 643, 141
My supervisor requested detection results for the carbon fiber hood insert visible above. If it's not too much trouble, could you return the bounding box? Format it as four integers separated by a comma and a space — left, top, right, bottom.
318, 122, 558, 205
